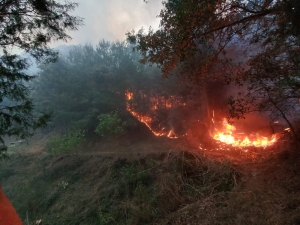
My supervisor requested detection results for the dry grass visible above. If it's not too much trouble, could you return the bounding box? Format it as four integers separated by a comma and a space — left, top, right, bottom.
1, 133, 300, 225
0, 147, 240, 225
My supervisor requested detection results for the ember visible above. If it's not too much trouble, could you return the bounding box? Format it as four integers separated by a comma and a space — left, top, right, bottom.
125, 91, 133, 100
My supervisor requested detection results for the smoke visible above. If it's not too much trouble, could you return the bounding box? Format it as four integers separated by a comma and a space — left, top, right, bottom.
51, 0, 162, 47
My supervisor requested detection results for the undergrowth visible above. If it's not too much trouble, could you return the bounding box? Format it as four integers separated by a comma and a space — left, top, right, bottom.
46, 129, 86, 154
0, 150, 240, 225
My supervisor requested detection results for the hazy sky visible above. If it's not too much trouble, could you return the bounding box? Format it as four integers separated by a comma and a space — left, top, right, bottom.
52, 0, 163, 47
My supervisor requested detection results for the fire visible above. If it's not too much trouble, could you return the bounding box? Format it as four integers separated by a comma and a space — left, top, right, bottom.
213, 119, 282, 148
126, 104, 178, 138
125, 91, 133, 100
125, 90, 284, 147
125, 90, 179, 138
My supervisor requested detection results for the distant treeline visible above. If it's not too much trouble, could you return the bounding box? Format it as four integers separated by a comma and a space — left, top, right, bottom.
31, 41, 198, 133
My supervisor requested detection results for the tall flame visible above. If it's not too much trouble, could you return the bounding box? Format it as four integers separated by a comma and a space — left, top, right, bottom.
213, 119, 282, 148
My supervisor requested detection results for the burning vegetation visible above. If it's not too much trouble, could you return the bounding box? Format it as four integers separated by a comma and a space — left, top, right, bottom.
125, 90, 286, 150
125, 90, 186, 139
213, 118, 283, 148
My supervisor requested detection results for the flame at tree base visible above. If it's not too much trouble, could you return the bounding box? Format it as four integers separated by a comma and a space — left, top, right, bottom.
125, 90, 284, 147
126, 104, 179, 138
213, 119, 283, 148
125, 90, 182, 138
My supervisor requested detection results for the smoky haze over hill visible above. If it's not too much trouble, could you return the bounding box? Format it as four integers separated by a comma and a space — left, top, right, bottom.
51, 0, 162, 47
23, 1, 163, 75
31, 40, 278, 141
31, 41, 211, 139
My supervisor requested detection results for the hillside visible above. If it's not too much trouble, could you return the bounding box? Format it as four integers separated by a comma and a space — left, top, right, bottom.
1, 130, 300, 225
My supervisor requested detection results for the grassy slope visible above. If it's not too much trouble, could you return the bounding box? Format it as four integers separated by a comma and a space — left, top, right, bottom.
1, 133, 300, 225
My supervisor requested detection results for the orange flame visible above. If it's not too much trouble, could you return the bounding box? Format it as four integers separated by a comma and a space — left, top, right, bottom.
126, 104, 178, 138
125, 91, 133, 100
213, 118, 282, 148
125, 90, 179, 138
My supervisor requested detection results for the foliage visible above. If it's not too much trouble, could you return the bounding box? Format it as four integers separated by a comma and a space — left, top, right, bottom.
47, 129, 86, 154
107, 151, 239, 224
98, 211, 116, 225
0, 0, 83, 155
32, 41, 164, 131
33, 41, 199, 136
0, 144, 8, 159
95, 111, 126, 138
4, 144, 300, 224
58, 181, 69, 191
0, 149, 240, 224
127, 0, 300, 138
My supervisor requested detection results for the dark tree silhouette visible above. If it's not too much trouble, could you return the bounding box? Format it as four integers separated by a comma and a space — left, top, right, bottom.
127, 0, 300, 139
0, 0, 83, 154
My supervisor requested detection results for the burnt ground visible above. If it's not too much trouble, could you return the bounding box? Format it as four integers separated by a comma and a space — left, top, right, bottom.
1, 130, 300, 225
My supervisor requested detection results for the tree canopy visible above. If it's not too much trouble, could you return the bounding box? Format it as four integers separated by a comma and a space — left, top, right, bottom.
33, 41, 158, 130
0, 0, 83, 154
33, 41, 200, 138
127, 0, 300, 138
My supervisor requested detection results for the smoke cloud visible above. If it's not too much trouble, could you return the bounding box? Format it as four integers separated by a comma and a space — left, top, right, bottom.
51, 0, 162, 47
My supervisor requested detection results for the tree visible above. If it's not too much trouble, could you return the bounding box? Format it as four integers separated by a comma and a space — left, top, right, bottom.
33, 40, 195, 138
127, 0, 300, 138
33, 41, 150, 131
0, 0, 83, 154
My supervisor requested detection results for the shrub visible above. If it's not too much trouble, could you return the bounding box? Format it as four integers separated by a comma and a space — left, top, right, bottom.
95, 111, 126, 138
47, 129, 86, 154
0, 145, 8, 159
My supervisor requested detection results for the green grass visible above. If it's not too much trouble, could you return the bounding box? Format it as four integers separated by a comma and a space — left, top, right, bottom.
46, 129, 86, 155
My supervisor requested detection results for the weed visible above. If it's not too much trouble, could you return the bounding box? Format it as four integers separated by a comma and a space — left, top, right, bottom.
46, 129, 86, 154
58, 180, 68, 190
98, 210, 116, 225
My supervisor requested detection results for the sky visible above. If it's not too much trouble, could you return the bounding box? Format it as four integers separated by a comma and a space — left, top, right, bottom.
51, 0, 163, 48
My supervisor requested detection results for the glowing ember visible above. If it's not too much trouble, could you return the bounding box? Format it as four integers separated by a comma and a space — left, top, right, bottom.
213, 118, 282, 148
125, 91, 133, 100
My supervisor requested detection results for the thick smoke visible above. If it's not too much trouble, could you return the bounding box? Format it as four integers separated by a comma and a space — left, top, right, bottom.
51, 0, 162, 47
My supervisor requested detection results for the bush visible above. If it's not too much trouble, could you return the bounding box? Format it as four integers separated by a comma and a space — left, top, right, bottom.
0, 145, 8, 159
95, 111, 126, 138
47, 129, 86, 154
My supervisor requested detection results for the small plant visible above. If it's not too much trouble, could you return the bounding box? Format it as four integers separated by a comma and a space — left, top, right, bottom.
98, 210, 115, 225
95, 111, 126, 138
58, 181, 69, 190
47, 129, 86, 154
0, 145, 8, 159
